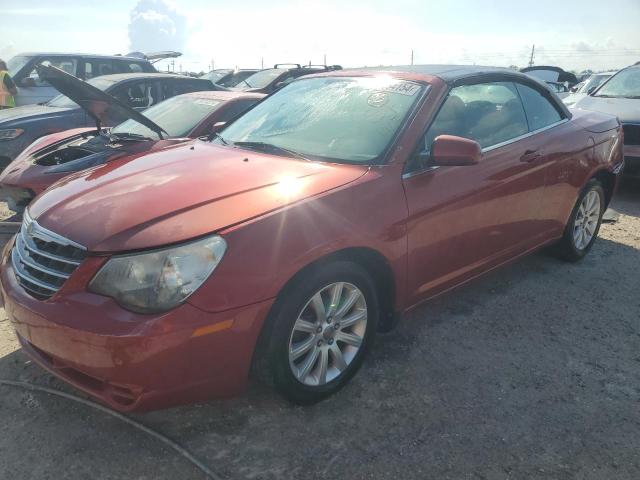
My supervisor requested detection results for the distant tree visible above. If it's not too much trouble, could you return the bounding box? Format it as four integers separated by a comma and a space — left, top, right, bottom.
508, 65, 519, 70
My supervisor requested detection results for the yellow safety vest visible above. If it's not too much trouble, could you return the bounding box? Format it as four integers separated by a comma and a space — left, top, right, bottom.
0, 71, 16, 108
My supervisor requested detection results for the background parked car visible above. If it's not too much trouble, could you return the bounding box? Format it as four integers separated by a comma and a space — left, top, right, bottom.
200, 69, 259, 88
232, 64, 342, 94
572, 63, 640, 176
0, 68, 264, 217
0, 71, 219, 168
546, 81, 570, 98
520, 65, 579, 88
6, 53, 157, 106
563, 71, 617, 107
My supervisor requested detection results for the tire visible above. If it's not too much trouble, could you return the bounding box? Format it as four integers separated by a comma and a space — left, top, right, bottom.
257, 261, 379, 405
553, 179, 606, 262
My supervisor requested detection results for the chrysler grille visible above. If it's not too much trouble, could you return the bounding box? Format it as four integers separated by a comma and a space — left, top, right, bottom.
10, 211, 86, 300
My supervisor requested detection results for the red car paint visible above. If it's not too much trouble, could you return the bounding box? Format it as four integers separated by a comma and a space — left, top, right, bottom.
0, 67, 624, 411
0, 91, 265, 197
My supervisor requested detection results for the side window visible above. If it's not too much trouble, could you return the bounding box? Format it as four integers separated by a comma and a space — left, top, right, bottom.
91, 60, 115, 77
216, 99, 260, 124
424, 81, 528, 151
166, 80, 209, 97
27, 57, 78, 85
516, 83, 564, 131
113, 61, 146, 73
111, 81, 156, 109
84, 61, 94, 79
278, 74, 297, 87
128, 62, 144, 73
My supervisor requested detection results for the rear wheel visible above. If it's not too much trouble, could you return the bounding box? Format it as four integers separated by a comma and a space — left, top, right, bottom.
259, 261, 378, 404
553, 179, 605, 262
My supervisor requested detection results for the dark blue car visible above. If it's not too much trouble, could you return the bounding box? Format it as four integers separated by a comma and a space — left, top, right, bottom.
0, 72, 219, 169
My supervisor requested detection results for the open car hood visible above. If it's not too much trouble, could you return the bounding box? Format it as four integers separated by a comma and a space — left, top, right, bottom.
125, 51, 182, 63
37, 64, 167, 137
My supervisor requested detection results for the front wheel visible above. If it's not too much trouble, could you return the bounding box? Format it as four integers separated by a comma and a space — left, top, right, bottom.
258, 261, 378, 404
553, 179, 605, 262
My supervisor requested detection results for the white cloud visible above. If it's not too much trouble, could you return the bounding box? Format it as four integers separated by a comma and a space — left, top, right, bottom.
128, 0, 189, 54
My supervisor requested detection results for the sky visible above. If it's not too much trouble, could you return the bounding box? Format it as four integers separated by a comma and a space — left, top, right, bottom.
1, 0, 640, 74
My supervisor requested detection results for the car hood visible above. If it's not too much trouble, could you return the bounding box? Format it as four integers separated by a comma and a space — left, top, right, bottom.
0, 104, 73, 125
37, 65, 167, 136
573, 95, 640, 124
29, 142, 369, 252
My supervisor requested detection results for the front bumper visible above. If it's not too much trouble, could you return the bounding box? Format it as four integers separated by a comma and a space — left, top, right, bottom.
0, 245, 274, 411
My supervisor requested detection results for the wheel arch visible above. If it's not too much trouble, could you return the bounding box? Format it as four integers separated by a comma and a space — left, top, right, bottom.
250, 246, 397, 383
590, 168, 616, 207
275, 246, 396, 331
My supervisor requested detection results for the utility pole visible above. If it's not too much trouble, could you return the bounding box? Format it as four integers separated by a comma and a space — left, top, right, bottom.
528, 44, 535, 67
411, 49, 414, 65
324, 53, 327, 66
261, 57, 264, 69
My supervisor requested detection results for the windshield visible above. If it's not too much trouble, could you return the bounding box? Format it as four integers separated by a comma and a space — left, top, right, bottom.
238, 69, 285, 89
595, 68, 640, 98
112, 95, 222, 139
46, 77, 115, 108
201, 69, 232, 83
579, 74, 612, 93
7, 55, 31, 77
220, 76, 424, 164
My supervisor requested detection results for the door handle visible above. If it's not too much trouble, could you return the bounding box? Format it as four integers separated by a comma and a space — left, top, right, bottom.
520, 149, 543, 163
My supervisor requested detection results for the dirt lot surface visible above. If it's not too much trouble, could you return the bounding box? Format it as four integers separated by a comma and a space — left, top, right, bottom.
1, 180, 639, 480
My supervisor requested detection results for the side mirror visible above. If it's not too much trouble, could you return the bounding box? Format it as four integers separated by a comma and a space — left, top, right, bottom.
211, 121, 226, 133
20, 77, 37, 88
431, 135, 481, 166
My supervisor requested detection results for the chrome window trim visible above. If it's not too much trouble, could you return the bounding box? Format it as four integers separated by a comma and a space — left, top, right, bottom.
402, 118, 569, 180
482, 118, 568, 153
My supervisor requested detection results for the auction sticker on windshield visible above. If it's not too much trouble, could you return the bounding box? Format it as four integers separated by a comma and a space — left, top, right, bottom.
379, 81, 421, 96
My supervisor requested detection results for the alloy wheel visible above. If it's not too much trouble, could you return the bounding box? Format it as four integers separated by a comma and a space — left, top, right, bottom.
288, 282, 367, 386
573, 190, 601, 250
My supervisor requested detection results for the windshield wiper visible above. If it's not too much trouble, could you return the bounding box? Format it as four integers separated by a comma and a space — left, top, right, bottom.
109, 132, 155, 142
210, 132, 229, 145
233, 141, 309, 161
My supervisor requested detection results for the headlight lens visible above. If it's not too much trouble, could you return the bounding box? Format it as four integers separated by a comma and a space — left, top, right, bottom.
89, 235, 227, 314
0, 129, 24, 140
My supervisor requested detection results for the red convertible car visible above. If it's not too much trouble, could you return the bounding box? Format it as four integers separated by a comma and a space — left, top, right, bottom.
0, 66, 264, 216
0, 66, 624, 411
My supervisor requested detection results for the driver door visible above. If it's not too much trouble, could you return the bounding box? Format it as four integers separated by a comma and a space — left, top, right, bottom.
402, 81, 550, 305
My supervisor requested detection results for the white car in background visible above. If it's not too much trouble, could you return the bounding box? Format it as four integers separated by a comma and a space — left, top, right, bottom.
563, 71, 617, 107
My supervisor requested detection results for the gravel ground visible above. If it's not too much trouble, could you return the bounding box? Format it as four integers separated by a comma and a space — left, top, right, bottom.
0, 179, 639, 480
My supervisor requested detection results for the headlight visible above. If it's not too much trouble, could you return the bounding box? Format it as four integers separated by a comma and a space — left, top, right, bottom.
89, 235, 227, 314
0, 129, 24, 140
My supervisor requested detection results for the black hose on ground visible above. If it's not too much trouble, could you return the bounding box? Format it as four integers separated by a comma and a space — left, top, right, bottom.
0, 379, 224, 480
